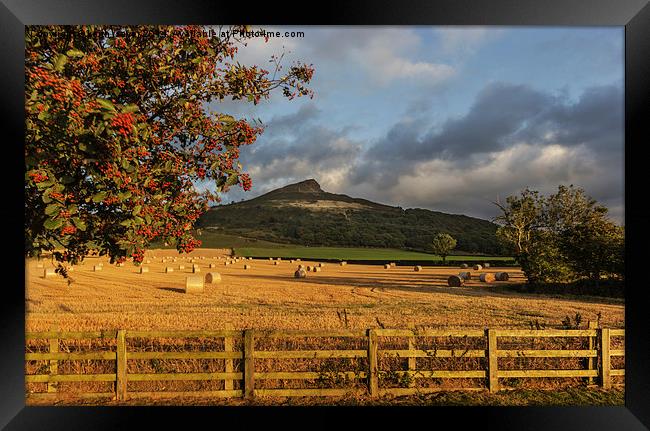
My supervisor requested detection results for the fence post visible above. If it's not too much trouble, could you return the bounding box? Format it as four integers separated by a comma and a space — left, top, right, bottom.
116, 330, 127, 401
486, 328, 499, 393
407, 325, 416, 388
244, 330, 255, 400
368, 329, 378, 397
47, 328, 59, 393
224, 324, 234, 391
599, 328, 611, 389
587, 321, 598, 385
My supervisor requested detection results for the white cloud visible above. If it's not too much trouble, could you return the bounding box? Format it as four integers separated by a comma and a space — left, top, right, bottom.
436, 27, 505, 57
353, 28, 455, 86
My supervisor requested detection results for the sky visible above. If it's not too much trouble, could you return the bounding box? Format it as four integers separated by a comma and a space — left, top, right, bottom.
203, 26, 624, 224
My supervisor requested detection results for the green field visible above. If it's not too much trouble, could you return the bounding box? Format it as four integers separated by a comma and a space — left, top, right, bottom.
234, 246, 513, 262
152, 231, 515, 263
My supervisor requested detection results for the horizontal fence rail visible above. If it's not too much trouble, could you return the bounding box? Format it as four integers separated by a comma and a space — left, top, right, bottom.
25, 325, 625, 401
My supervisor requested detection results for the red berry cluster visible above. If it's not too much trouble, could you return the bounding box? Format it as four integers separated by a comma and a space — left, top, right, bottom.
60, 225, 77, 235
28, 171, 48, 183
110, 113, 135, 137
240, 173, 252, 191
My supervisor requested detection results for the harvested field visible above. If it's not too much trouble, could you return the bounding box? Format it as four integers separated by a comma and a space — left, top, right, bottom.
25, 249, 624, 332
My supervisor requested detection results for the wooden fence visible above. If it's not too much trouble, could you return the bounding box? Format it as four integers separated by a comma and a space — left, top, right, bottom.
25, 326, 625, 401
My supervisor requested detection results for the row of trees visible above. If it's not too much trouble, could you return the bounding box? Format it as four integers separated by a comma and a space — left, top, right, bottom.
493, 185, 624, 286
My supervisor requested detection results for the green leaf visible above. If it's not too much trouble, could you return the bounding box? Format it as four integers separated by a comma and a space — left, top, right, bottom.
37, 110, 50, 121
53, 54, 68, 72
118, 191, 132, 200
132, 216, 144, 225
132, 205, 142, 216
44, 204, 60, 216
92, 191, 108, 203
113, 87, 121, 96
119, 219, 132, 227
66, 49, 85, 58
96, 98, 116, 112
122, 104, 140, 113
43, 218, 63, 230
71, 217, 87, 231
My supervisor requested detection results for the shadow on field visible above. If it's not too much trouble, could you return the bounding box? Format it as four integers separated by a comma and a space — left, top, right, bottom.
156, 287, 185, 294
232, 273, 622, 306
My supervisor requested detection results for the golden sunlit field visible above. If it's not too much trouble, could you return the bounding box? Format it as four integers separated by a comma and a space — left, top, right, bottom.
26, 248, 624, 332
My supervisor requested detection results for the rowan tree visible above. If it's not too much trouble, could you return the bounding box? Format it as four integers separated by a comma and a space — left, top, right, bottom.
25, 25, 314, 274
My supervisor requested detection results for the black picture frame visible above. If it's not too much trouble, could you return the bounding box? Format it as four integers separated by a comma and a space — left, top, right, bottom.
2, 0, 649, 429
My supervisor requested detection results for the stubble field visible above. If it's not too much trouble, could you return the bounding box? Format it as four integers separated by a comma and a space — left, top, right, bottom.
25, 248, 624, 332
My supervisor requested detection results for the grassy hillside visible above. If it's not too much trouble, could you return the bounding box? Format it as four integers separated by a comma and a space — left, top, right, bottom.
198, 180, 503, 255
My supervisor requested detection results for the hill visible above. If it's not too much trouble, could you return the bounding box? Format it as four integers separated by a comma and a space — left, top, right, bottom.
197, 179, 502, 254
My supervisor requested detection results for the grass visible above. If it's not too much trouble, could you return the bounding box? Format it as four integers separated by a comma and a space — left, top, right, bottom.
234, 246, 514, 262
27, 387, 624, 406
152, 232, 515, 263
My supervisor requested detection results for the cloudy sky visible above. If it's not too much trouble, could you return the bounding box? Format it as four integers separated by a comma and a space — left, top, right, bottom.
204, 26, 624, 224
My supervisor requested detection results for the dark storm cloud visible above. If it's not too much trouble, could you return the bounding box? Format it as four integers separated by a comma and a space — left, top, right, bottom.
352, 82, 623, 184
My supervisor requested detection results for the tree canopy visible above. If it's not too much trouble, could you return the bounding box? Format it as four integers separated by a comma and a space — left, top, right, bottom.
25, 25, 314, 272
430, 232, 457, 262
493, 185, 624, 286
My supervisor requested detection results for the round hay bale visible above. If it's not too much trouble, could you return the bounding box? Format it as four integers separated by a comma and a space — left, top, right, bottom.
483, 263, 490, 268
224, 261, 230, 266
165, 267, 174, 273
318, 263, 325, 268
312, 267, 321, 272
178, 265, 185, 270
390, 262, 396, 267
414, 266, 422, 272
384, 264, 390, 269
495, 272, 509, 281
296, 259, 301, 262
459, 271, 472, 280
200, 256, 205, 260
243, 264, 251, 270
185, 276, 204, 293
289, 260, 294, 264
447, 275, 464, 287
117, 263, 124, 267
145, 260, 151, 264
306, 266, 312, 272
209, 263, 216, 269
479, 273, 495, 283
192, 265, 201, 273
473, 264, 483, 271
460, 263, 468, 269
297, 264, 304, 270
205, 272, 221, 283
66, 266, 74, 272
274, 261, 279, 266
269, 258, 273, 261
294, 269, 307, 278
340, 261, 347, 266
43, 268, 56, 278
140, 267, 149, 274
93, 265, 102, 272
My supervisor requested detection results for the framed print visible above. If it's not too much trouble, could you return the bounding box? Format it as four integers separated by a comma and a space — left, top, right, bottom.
2, 0, 649, 429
